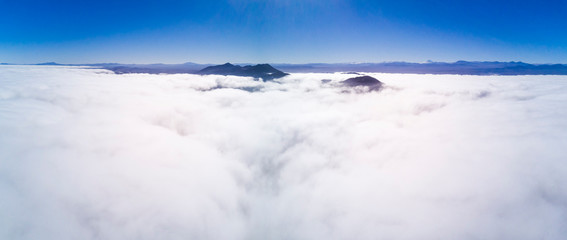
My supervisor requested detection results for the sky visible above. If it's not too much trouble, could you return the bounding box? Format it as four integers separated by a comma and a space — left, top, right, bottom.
1, 0, 566, 64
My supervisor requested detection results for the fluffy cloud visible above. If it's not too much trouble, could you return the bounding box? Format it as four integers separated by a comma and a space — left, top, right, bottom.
1, 65, 567, 240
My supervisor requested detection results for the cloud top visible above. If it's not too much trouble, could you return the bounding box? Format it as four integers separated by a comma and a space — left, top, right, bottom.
1, 66, 567, 239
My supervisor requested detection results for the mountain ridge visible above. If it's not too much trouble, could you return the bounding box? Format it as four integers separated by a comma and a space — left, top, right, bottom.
272, 61, 567, 75
6, 61, 567, 75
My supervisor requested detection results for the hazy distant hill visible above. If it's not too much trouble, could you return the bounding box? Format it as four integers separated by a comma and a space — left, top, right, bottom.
106, 62, 209, 74
35, 62, 63, 65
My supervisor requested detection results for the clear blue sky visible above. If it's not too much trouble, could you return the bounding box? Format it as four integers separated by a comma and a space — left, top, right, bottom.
1, 0, 566, 64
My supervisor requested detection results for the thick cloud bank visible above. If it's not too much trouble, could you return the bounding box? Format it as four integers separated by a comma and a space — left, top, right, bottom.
1, 66, 567, 240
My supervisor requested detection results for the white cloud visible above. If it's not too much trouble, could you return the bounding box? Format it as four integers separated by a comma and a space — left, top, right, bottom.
1, 65, 567, 239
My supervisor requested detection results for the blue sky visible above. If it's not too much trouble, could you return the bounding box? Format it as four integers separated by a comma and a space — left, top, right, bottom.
1, 0, 566, 64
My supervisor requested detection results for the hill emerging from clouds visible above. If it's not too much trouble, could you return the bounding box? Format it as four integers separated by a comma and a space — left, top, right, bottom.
197, 63, 289, 81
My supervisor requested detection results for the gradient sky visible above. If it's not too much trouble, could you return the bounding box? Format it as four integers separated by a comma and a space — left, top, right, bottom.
1, 0, 566, 64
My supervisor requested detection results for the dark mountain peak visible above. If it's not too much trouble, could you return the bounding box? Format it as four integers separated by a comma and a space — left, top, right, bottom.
252, 63, 277, 70
197, 63, 288, 81
198, 63, 240, 75
251, 63, 271, 68
341, 75, 383, 91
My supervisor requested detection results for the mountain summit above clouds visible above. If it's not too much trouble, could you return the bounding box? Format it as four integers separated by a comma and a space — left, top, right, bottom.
197, 63, 288, 81
341, 75, 383, 91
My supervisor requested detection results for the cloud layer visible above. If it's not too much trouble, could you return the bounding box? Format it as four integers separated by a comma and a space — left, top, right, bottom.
1, 66, 567, 239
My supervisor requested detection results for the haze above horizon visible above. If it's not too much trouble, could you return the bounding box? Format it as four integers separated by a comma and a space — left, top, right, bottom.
1, 0, 566, 64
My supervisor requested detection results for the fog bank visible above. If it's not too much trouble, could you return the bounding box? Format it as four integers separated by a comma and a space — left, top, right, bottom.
1, 66, 567, 239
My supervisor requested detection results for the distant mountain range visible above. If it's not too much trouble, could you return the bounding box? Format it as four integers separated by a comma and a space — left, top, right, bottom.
4, 61, 567, 76
273, 61, 567, 75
